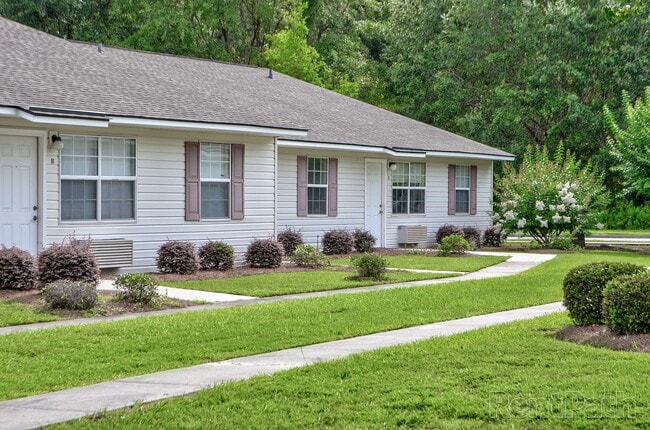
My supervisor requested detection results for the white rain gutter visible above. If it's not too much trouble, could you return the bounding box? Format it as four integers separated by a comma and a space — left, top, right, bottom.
425, 151, 515, 162
277, 139, 427, 158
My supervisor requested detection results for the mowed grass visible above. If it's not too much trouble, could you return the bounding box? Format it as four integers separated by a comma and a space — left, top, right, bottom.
161, 270, 457, 297
330, 254, 507, 271
0, 301, 58, 327
55, 313, 650, 429
0, 251, 647, 401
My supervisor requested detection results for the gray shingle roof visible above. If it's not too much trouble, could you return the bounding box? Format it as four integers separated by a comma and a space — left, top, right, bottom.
0, 17, 512, 158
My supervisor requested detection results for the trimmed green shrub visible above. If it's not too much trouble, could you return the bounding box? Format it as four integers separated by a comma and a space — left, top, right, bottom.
115, 273, 159, 305
353, 229, 376, 253
245, 238, 284, 268
603, 272, 650, 334
351, 253, 387, 280
438, 234, 471, 256
37, 238, 100, 288
549, 236, 578, 251
290, 244, 329, 268
462, 226, 482, 249
277, 228, 303, 256
0, 246, 36, 290
436, 224, 464, 244
199, 241, 234, 271
157, 241, 199, 274
322, 229, 354, 255
601, 201, 650, 230
43, 280, 97, 310
482, 226, 503, 247
563, 262, 646, 326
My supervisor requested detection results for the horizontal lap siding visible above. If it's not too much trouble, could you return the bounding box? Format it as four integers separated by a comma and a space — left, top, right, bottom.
45, 129, 276, 271
277, 149, 365, 248
385, 158, 493, 248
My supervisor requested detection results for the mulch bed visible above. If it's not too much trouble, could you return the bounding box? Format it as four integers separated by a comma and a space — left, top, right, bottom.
555, 325, 650, 354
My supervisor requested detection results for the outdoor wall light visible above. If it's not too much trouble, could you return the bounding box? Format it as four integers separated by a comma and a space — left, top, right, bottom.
388, 162, 398, 171
49, 133, 64, 151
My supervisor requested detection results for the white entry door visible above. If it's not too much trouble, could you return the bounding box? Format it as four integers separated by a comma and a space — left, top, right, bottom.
365, 160, 384, 247
0, 135, 38, 254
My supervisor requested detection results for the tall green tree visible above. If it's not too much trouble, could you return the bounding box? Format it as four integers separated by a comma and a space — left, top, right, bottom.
604, 87, 650, 202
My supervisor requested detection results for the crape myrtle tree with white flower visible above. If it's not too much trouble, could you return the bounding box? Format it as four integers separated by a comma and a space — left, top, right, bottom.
492, 144, 607, 247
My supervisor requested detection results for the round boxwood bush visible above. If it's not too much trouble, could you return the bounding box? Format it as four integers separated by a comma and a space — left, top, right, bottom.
438, 234, 471, 256
322, 229, 354, 255
462, 226, 482, 249
37, 238, 100, 288
353, 229, 376, 253
245, 238, 284, 268
482, 226, 503, 247
277, 228, 303, 256
157, 241, 199, 274
0, 246, 36, 290
436, 224, 464, 244
603, 272, 650, 334
562, 261, 646, 326
43, 280, 97, 310
115, 273, 160, 305
290, 244, 328, 268
351, 253, 387, 280
199, 241, 234, 271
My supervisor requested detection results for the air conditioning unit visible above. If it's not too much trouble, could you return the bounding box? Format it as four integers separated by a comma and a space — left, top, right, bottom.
398, 225, 428, 247
85, 239, 134, 268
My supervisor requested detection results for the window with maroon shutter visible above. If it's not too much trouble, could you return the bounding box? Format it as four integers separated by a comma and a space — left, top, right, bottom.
297, 156, 338, 217
449, 164, 477, 215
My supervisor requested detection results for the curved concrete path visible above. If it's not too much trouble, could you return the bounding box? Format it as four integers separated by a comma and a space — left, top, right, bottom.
0, 252, 556, 337
0, 252, 565, 429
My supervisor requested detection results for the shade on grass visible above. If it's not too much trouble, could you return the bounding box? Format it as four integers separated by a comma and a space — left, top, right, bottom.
330, 254, 507, 271
161, 270, 457, 297
0, 251, 648, 401
0, 301, 58, 327
54, 313, 650, 429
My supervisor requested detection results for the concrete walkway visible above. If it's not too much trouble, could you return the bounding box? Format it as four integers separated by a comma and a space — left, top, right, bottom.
0, 252, 556, 336
98, 280, 255, 303
0, 302, 565, 430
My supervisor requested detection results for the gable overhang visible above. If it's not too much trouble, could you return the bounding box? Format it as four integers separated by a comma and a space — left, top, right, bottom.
0, 106, 309, 138
277, 139, 426, 158
278, 139, 514, 161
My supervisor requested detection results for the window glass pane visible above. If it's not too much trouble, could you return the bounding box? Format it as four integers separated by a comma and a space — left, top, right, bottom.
392, 163, 409, 187
101, 138, 136, 177
308, 157, 328, 185
456, 165, 470, 189
392, 189, 408, 214
307, 187, 327, 215
61, 179, 97, 220
201, 182, 229, 218
61, 135, 98, 176
409, 189, 425, 214
101, 180, 135, 219
410, 163, 426, 187
456, 190, 470, 213
201, 143, 230, 180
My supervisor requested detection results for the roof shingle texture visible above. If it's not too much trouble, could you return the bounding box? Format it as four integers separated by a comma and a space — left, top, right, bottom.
0, 18, 511, 157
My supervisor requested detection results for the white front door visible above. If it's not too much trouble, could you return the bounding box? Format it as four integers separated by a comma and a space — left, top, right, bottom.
0, 135, 38, 254
365, 160, 384, 247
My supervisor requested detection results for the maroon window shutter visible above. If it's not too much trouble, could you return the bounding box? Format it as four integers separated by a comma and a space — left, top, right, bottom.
185, 142, 200, 221
448, 164, 456, 215
470, 165, 478, 215
231, 144, 245, 220
297, 156, 308, 217
328, 158, 338, 217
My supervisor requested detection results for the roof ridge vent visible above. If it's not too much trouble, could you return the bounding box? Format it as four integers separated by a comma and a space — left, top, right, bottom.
268, 68, 274, 79
97, 43, 104, 54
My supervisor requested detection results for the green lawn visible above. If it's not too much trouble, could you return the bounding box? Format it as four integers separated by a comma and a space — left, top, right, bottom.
55, 313, 650, 429
0, 301, 58, 327
161, 269, 457, 297
589, 229, 650, 236
330, 254, 507, 272
1, 251, 647, 401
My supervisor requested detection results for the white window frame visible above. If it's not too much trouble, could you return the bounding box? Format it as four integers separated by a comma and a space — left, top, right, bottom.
200, 142, 231, 219
392, 162, 426, 215
307, 157, 328, 216
455, 165, 471, 214
59, 135, 137, 222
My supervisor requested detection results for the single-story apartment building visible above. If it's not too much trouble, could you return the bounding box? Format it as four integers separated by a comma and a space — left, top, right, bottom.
0, 17, 513, 271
